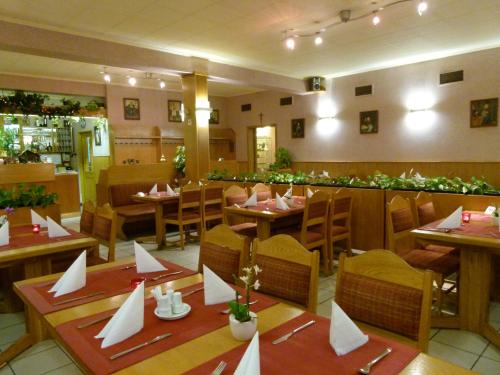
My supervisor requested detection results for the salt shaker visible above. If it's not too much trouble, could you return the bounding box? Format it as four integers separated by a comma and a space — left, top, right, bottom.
172, 291, 183, 314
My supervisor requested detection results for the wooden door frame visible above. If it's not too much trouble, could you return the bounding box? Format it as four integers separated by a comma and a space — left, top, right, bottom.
78, 131, 94, 203
246, 124, 277, 173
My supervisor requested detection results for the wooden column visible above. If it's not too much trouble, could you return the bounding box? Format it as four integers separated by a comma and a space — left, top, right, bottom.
182, 73, 210, 181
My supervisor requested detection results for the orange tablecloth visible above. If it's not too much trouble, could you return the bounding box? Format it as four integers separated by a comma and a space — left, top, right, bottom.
18, 259, 195, 314
421, 212, 500, 239
55, 284, 277, 375
186, 312, 420, 375
0, 225, 88, 251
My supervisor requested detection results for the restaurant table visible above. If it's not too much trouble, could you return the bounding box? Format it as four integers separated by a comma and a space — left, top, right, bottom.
12, 259, 476, 374
131, 193, 179, 249
223, 197, 305, 240
0, 225, 98, 365
412, 211, 500, 347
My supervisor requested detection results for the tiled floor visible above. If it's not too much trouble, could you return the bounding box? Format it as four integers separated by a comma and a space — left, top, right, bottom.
1, 217, 499, 374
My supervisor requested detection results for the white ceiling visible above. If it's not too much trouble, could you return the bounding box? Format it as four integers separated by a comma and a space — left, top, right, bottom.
0, 0, 499, 95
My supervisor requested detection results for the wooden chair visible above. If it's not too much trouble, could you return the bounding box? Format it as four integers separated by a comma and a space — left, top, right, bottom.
80, 200, 95, 235
252, 235, 319, 312
198, 224, 251, 283
223, 185, 257, 237
336, 250, 433, 352
164, 182, 202, 250
201, 182, 224, 231
327, 188, 353, 265
249, 183, 271, 201
90, 203, 117, 263
387, 195, 459, 311
288, 191, 330, 274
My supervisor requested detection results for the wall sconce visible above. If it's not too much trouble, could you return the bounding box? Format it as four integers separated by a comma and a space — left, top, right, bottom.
195, 99, 211, 125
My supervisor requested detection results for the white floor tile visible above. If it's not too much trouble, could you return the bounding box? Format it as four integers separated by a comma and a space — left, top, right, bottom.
433, 329, 489, 355
43, 363, 84, 375
489, 302, 500, 323
10, 346, 71, 374
316, 300, 332, 318
0, 312, 25, 329
472, 357, 500, 375
0, 365, 14, 375
14, 339, 57, 361
0, 323, 25, 346
483, 343, 500, 362
428, 341, 478, 369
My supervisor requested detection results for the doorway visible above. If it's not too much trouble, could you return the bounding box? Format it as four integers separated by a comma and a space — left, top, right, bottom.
247, 125, 276, 172
78, 131, 95, 203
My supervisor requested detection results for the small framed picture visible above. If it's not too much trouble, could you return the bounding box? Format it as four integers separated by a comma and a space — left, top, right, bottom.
209, 109, 219, 124
168, 100, 183, 123
123, 98, 140, 120
470, 98, 498, 128
360, 110, 378, 134
94, 126, 102, 146
291, 118, 305, 138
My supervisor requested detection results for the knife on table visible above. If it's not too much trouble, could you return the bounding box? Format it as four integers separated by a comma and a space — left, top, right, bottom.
109, 332, 173, 360
272, 320, 316, 344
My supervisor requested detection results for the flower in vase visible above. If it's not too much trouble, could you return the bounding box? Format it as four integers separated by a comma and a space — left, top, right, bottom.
229, 264, 261, 323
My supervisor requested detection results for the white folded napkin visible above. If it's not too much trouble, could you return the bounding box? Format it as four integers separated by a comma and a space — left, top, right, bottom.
414, 172, 425, 181
0, 221, 9, 246
321, 170, 330, 178
283, 186, 293, 199
485, 206, 496, 215
96, 281, 144, 348
306, 188, 314, 198
400, 172, 406, 179
166, 184, 177, 196
309, 170, 315, 177
234, 331, 260, 375
31, 209, 48, 228
275, 193, 290, 211
199, 181, 204, 187
47, 217, 71, 238
242, 192, 257, 207
49, 250, 86, 297
330, 301, 369, 356
437, 206, 463, 229
134, 241, 167, 273
149, 184, 158, 194
203, 265, 235, 305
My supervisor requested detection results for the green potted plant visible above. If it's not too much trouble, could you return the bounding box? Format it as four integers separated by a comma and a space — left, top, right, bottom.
228, 265, 261, 341
269, 147, 292, 171
173, 145, 186, 177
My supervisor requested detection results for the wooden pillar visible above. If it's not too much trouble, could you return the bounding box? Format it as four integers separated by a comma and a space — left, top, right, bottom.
182, 73, 210, 181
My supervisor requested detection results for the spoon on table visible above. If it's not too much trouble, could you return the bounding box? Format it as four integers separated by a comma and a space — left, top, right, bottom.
359, 347, 392, 374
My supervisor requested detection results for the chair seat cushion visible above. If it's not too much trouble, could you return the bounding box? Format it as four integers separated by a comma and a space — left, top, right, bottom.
402, 249, 459, 276
230, 222, 257, 237
115, 204, 156, 218
290, 230, 324, 244
424, 244, 459, 256
330, 225, 348, 236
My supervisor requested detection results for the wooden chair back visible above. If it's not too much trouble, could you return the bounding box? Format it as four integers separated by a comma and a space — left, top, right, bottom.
198, 224, 251, 282
80, 200, 95, 235
223, 185, 249, 225
336, 250, 433, 352
331, 188, 353, 226
250, 183, 271, 201
299, 190, 330, 243
202, 182, 224, 229
386, 195, 416, 253
413, 191, 436, 226
252, 235, 319, 312
92, 203, 117, 262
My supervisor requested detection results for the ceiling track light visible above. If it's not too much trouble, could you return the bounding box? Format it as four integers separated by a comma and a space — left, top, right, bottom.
282, 0, 429, 49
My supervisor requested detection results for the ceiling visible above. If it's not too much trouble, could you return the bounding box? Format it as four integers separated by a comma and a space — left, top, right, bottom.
0, 0, 499, 96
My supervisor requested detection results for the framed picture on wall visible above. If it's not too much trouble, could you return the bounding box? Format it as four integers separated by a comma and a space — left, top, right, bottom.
470, 98, 498, 128
291, 118, 305, 138
94, 126, 102, 146
209, 109, 219, 124
123, 98, 140, 120
360, 110, 378, 134
168, 100, 183, 122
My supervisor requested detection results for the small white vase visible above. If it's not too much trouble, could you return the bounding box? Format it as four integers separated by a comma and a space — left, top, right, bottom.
229, 312, 258, 341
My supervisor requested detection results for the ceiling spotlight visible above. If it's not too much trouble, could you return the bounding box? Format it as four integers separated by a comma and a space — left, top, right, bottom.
159, 80, 166, 89
314, 35, 323, 45
372, 14, 381, 26
128, 77, 137, 86
285, 37, 295, 50
103, 73, 111, 83
417, 1, 428, 15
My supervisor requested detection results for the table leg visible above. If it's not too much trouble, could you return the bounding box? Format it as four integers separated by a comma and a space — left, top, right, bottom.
459, 246, 491, 332
155, 203, 165, 249
256, 220, 271, 240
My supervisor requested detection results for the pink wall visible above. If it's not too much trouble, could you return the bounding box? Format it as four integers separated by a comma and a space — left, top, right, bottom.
226, 48, 500, 162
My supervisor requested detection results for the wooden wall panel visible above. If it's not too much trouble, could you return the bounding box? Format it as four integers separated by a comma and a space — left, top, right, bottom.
0, 164, 55, 185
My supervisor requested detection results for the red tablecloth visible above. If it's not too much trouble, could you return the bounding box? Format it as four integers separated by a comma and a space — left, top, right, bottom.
18, 259, 196, 314
186, 312, 420, 375
0, 225, 89, 252
245, 196, 305, 213
422, 212, 500, 239
55, 284, 278, 375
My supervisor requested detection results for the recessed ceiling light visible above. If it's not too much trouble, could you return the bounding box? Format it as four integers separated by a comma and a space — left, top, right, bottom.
417, 1, 428, 16
314, 35, 323, 45
128, 77, 137, 86
103, 74, 111, 83
372, 15, 381, 26
159, 80, 166, 89
285, 37, 295, 50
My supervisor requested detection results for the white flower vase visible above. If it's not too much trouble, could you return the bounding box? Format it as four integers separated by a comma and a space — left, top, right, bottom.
229, 312, 258, 341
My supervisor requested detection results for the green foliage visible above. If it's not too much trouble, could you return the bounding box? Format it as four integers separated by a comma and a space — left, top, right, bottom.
174, 145, 186, 175
0, 184, 58, 209
228, 291, 251, 322
0, 128, 17, 155
269, 147, 292, 170
207, 169, 230, 180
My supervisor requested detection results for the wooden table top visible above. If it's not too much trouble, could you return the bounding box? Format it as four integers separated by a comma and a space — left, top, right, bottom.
14, 258, 476, 375
224, 200, 304, 220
